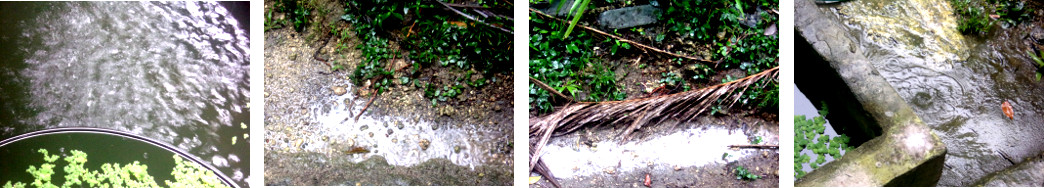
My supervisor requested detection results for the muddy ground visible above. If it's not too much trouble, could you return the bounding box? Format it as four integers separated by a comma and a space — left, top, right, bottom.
263, 0, 513, 185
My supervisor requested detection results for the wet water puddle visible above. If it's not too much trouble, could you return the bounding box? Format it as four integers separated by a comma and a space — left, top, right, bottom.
266, 83, 501, 168
539, 124, 776, 179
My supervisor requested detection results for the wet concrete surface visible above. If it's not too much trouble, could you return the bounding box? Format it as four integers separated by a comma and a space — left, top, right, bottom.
796, 0, 1044, 185
974, 152, 1044, 187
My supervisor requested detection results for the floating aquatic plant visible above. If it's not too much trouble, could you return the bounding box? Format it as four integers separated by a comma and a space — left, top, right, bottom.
3, 149, 229, 188
794, 102, 852, 179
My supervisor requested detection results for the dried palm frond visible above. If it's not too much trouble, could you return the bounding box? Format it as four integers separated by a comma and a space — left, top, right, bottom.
528, 66, 778, 186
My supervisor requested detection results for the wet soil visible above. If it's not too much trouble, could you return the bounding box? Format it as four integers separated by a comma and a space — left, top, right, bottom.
263, 0, 512, 185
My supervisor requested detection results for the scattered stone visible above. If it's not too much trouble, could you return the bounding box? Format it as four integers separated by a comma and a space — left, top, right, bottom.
432, 123, 440, 130
332, 86, 347, 95
396, 121, 405, 130
391, 138, 398, 143
674, 165, 682, 171
603, 167, 617, 174
346, 138, 355, 147
540, 0, 577, 16
368, 132, 374, 137
387, 58, 410, 72
438, 106, 456, 117
598, 5, 661, 29
419, 139, 431, 150
387, 129, 394, 136
360, 125, 368, 131
343, 98, 352, 106
454, 145, 462, 153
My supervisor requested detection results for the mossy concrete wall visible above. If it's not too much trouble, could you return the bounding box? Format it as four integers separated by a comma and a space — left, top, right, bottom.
794, 0, 947, 186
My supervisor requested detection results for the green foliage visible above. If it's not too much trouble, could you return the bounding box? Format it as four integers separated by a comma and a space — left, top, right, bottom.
991, 0, 1034, 27
344, 0, 512, 105
562, 0, 593, 39
1029, 49, 1044, 81
270, 0, 311, 32
662, 0, 779, 109
529, 0, 778, 113
794, 102, 852, 179
953, 0, 993, 35
264, 9, 285, 31
950, 0, 1033, 35
4, 149, 228, 188
349, 35, 395, 94
734, 166, 761, 180
530, 11, 627, 113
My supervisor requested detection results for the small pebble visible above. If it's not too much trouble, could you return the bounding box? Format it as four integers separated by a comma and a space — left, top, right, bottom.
333, 86, 347, 95
419, 139, 431, 150
368, 132, 374, 137
454, 145, 462, 153
360, 125, 369, 131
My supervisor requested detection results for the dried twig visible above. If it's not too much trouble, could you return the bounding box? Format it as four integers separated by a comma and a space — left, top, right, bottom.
443, 2, 488, 9
529, 67, 779, 185
436, 0, 512, 34
728, 144, 779, 149
355, 89, 378, 121
529, 76, 575, 103
529, 8, 720, 64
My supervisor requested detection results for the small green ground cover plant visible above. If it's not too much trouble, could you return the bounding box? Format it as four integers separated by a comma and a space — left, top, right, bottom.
734, 166, 761, 180
3, 149, 228, 188
794, 102, 851, 179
